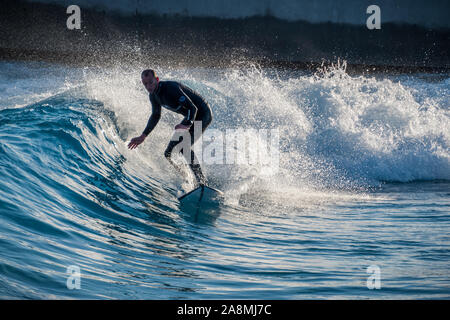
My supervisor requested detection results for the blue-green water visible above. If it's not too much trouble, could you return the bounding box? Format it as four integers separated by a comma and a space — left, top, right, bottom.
0, 61, 449, 299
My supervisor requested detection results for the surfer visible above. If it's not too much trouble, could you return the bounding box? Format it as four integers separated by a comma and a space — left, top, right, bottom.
128, 69, 212, 187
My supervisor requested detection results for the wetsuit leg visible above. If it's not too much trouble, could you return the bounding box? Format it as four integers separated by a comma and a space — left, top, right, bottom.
164, 106, 212, 186
188, 110, 212, 185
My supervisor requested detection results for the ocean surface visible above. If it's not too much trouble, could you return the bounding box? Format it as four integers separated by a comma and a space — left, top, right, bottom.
0, 60, 449, 299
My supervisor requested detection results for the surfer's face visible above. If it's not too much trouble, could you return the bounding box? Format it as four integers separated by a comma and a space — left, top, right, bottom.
142, 74, 158, 93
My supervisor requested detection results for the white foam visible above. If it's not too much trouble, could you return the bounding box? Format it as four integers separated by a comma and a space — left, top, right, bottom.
208, 63, 449, 195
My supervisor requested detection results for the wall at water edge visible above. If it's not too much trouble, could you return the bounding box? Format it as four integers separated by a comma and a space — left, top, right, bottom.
1, 0, 449, 69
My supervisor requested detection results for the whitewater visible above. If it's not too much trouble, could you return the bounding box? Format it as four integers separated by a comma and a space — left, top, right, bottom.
0, 60, 449, 299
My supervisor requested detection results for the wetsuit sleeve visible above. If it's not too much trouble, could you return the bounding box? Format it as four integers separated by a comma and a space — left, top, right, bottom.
142, 95, 161, 135
177, 88, 198, 127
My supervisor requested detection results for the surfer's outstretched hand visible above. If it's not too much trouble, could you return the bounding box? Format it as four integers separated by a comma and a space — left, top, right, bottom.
128, 134, 146, 150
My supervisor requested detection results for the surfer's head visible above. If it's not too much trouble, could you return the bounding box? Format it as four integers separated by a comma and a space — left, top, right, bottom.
141, 69, 159, 94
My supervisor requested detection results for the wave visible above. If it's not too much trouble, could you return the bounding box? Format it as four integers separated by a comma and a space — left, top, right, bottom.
204, 63, 450, 191
1, 62, 449, 213
1, 61, 449, 299
0, 89, 181, 232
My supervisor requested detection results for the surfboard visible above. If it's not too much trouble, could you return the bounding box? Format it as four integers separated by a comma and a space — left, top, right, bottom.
178, 185, 223, 205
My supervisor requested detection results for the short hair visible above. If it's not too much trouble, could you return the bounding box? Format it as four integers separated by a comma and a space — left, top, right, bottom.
141, 69, 157, 78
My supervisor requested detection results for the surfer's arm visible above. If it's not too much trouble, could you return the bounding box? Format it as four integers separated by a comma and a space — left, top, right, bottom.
142, 97, 162, 136
128, 97, 161, 150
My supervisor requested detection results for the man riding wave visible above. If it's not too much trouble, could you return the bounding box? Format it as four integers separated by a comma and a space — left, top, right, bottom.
128, 69, 213, 187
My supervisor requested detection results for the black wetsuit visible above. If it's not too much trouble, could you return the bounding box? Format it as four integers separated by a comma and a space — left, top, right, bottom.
142, 81, 212, 185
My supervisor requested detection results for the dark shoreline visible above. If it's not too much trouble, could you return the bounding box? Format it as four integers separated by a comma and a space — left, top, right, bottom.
2, 47, 449, 76
1, 0, 449, 75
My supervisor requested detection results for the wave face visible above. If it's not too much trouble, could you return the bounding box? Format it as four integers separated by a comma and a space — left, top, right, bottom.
0, 61, 449, 299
